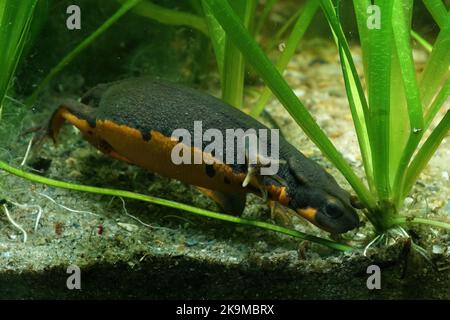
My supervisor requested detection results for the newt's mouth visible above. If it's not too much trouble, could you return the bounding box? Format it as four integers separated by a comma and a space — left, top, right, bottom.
296, 206, 359, 234
296, 207, 320, 226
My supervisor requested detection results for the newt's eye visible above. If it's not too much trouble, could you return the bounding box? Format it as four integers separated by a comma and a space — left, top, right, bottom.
324, 202, 344, 218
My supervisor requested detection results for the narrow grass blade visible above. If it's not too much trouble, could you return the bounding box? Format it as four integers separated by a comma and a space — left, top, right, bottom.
204, 0, 376, 209
265, 5, 303, 53
393, 216, 450, 231
0, 0, 39, 113
254, 0, 278, 37
201, 0, 225, 76
365, 0, 394, 200
419, 25, 450, 112
411, 30, 433, 53
423, 0, 450, 29
123, 0, 208, 35
391, 0, 425, 206
250, 0, 319, 117
353, 0, 371, 81
402, 110, 450, 199
321, 0, 374, 192
0, 160, 352, 251
26, 0, 142, 106
187, 0, 204, 16
425, 76, 450, 128
221, 0, 257, 108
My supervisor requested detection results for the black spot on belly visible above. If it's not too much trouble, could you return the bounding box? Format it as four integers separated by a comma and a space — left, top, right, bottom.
205, 164, 215, 177
98, 139, 113, 153
224, 176, 231, 184
142, 130, 152, 141
86, 116, 97, 128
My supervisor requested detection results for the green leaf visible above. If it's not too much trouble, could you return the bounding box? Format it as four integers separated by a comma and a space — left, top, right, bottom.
201, 0, 225, 76
321, 0, 374, 193
425, 76, 450, 129
366, 0, 394, 200
402, 110, 450, 199
423, 0, 450, 29
0, 0, 41, 114
264, 5, 303, 53
254, 0, 278, 37
420, 24, 450, 116
391, 0, 425, 205
353, 0, 371, 81
121, 0, 208, 35
221, 0, 257, 108
411, 30, 433, 53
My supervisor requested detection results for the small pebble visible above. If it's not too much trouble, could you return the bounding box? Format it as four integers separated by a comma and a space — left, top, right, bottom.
404, 197, 414, 207
354, 232, 367, 241
344, 153, 357, 164
228, 257, 238, 263
293, 89, 305, 97
1, 252, 12, 258
309, 58, 328, 66
430, 199, 444, 211
255, 241, 268, 251
432, 245, 444, 255
117, 222, 138, 232
185, 239, 198, 247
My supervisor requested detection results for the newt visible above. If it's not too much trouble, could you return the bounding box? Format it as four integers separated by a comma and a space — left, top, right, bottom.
48, 77, 360, 233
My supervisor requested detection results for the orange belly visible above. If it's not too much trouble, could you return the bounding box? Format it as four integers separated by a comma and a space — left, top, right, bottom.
57, 109, 250, 194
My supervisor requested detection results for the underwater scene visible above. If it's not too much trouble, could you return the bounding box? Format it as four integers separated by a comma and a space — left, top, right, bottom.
0, 0, 449, 302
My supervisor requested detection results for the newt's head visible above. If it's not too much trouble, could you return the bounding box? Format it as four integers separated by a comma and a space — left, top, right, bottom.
293, 188, 359, 234
286, 157, 360, 234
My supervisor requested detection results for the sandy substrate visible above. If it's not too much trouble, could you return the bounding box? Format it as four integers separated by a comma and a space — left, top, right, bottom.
0, 39, 448, 299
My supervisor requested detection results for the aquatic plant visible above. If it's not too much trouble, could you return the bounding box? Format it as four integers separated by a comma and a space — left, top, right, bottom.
203, 0, 450, 237
0, 0, 448, 251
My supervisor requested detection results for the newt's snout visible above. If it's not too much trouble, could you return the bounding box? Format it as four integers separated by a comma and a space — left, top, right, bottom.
316, 198, 359, 233
296, 199, 359, 233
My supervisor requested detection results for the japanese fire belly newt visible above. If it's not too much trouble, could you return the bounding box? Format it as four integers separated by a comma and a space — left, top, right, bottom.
48, 77, 360, 233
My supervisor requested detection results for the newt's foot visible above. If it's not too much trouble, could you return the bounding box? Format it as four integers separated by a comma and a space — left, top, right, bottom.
268, 200, 293, 227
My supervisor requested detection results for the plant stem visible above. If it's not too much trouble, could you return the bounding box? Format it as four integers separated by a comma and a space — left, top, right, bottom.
423, 0, 450, 29
264, 5, 303, 53
419, 26, 450, 111
222, 0, 257, 108
123, 0, 208, 35
402, 110, 450, 200
323, 0, 374, 192
0, 160, 352, 251
201, 0, 225, 76
391, 0, 424, 206
254, 0, 278, 37
394, 216, 450, 231
411, 30, 432, 53
366, 0, 394, 200
424, 76, 450, 129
